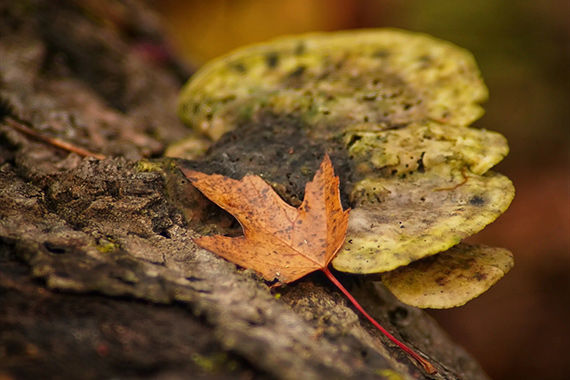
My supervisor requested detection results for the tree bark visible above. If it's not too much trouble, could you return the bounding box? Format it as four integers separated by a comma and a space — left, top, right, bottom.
1, 1, 491, 379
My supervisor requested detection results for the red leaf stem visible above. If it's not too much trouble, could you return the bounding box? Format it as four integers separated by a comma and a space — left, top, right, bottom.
320, 266, 437, 374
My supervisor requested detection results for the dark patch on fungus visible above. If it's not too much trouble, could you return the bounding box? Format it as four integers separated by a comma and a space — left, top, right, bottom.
473, 272, 488, 281
435, 276, 447, 286
177, 111, 353, 208
345, 134, 362, 150
372, 49, 390, 58
265, 52, 279, 69
416, 152, 426, 173
469, 196, 485, 206
231, 63, 247, 73
288, 65, 306, 79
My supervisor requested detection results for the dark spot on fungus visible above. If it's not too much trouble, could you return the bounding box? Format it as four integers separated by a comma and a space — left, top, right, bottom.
469, 196, 485, 206
474, 272, 488, 281
417, 152, 426, 173
289, 65, 306, 78
435, 276, 447, 286
231, 63, 247, 73
346, 134, 362, 149
220, 95, 237, 103
265, 52, 279, 68
373, 49, 390, 58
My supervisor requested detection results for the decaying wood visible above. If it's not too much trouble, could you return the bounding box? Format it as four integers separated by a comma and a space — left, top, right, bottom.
1, 1, 491, 379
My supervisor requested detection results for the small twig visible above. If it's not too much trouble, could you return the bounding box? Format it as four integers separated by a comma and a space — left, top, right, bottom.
4, 117, 106, 160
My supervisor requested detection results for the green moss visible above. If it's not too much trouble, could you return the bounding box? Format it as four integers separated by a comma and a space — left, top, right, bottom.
135, 159, 164, 173
374, 369, 406, 380
191, 353, 235, 373
95, 237, 120, 253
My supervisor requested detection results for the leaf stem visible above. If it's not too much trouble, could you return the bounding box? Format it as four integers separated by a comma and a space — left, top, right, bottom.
320, 267, 437, 374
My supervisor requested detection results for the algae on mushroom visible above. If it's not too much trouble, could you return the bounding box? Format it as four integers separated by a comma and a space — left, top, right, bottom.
341, 122, 509, 178
178, 29, 488, 140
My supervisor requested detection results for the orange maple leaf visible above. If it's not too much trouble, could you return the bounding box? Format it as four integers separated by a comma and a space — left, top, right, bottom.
181, 154, 349, 284
181, 154, 436, 374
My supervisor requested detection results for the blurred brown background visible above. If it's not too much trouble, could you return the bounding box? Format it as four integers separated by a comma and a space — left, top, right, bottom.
155, 1, 570, 379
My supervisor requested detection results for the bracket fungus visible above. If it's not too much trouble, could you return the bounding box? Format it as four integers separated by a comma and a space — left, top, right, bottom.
176, 29, 514, 309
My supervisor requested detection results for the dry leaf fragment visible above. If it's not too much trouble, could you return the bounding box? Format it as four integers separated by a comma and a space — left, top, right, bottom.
181, 154, 350, 284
